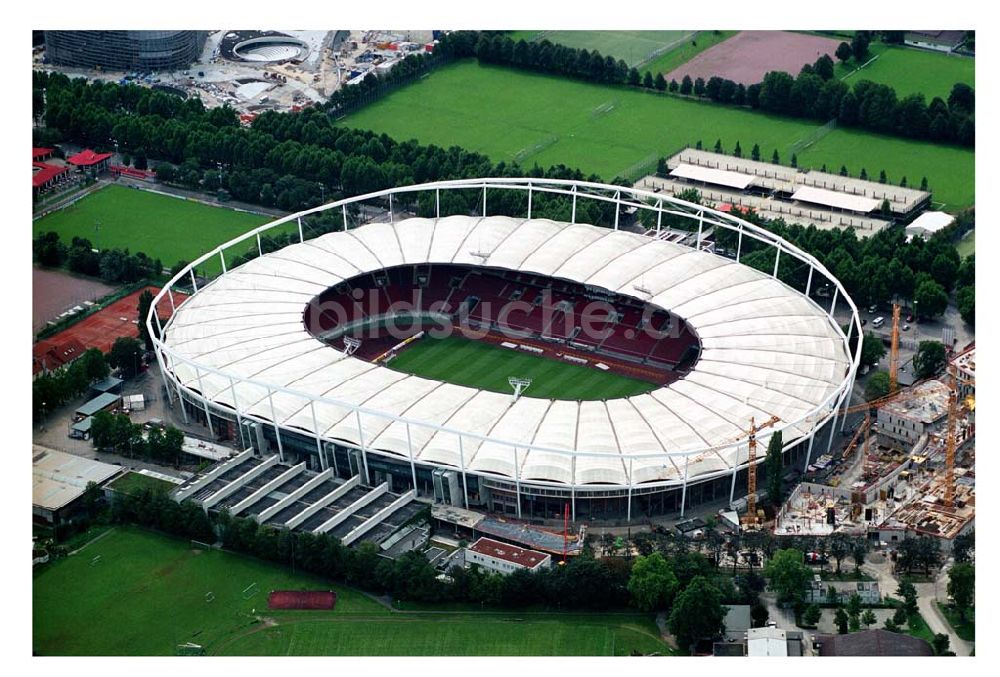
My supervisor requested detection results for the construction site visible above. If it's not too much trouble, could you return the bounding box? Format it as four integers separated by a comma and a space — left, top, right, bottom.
773, 308, 975, 550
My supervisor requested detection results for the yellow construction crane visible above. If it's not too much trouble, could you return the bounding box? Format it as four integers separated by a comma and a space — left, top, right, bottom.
943, 364, 976, 509
888, 302, 901, 393
742, 415, 781, 527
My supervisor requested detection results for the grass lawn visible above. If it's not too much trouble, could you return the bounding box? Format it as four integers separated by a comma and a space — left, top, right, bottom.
507, 30, 697, 69
836, 43, 974, 101
214, 613, 668, 656
904, 611, 936, 645
819, 569, 875, 582
33, 525, 668, 656
32, 526, 385, 655
387, 334, 657, 400
956, 229, 975, 258
936, 602, 974, 641
341, 60, 974, 210
106, 471, 179, 496
32, 184, 269, 275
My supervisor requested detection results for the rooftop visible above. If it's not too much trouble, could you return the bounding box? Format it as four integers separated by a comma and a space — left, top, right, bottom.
814, 629, 933, 656
790, 185, 881, 214
669, 163, 757, 190
468, 537, 549, 569
880, 379, 950, 424
75, 392, 120, 417
66, 149, 113, 166
33, 446, 122, 512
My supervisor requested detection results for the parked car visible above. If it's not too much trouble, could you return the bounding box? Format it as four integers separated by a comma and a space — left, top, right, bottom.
868, 305, 877, 313
902, 324, 910, 331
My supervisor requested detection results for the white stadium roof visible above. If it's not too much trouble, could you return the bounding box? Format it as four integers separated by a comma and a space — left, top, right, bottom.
790, 185, 881, 213
669, 163, 757, 190
163, 216, 851, 487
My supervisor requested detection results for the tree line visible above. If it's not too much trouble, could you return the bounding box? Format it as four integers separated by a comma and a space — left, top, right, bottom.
36, 71, 619, 232
433, 31, 973, 148
33, 230, 164, 283
33, 347, 108, 419
91, 409, 185, 465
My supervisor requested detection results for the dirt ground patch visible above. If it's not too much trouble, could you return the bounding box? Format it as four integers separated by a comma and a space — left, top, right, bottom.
666, 30, 842, 86
37, 286, 188, 354
33, 267, 116, 333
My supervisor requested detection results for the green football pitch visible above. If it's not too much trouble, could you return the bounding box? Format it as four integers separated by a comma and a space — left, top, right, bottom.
387, 334, 658, 400
341, 60, 974, 210
836, 43, 974, 102
508, 30, 697, 68
33, 184, 270, 275
33, 527, 669, 656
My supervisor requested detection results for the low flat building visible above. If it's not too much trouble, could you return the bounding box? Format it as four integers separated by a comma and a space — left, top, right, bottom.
877, 379, 950, 449
33, 446, 123, 524
814, 629, 933, 656
465, 537, 551, 574
905, 211, 955, 240
806, 577, 881, 605
747, 627, 789, 657
75, 392, 121, 418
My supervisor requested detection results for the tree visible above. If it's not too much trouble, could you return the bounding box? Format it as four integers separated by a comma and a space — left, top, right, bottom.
627, 552, 679, 611
851, 32, 871, 62
627, 67, 641, 87
947, 562, 974, 621
851, 537, 868, 574
834, 607, 849, 634
846, 592, 863, 619
829, 532, 852, 574
667, 576, 726, 650
713, 138, 723, 153
107, 336, 144, 379
803, 603, 822, 627
859, 168, 868, 181
765, 430, 783, 507
860, 333, 887, 368
79, 348, 109, 383
733, 141, 742, 158
680, 75, 693, 95
654, 73, 666, 91
861, 609, 877, 628
835, 42, 852, 63
865, 371, 891, 401
750, 601, 769, 627
920, 176, 929, 191
879, 169, 887, 184
693, 77, 706, 97
840, 164, 849, 176
914, 280, 948, 319
642, 71, 654, 89
790, 153, 797, 168
896, 579, 918, 616
932, 633, 951, 656
668, 78, 678, 92
751, 143, 761, 161
764, 549, 811, 606
952, 530, 974, 564
136, 288, 157, 350
771, 149, 780, 164
913, 340, 947, 378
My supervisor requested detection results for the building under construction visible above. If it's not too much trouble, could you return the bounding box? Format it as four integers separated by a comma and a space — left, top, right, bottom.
774, 372, 975, 549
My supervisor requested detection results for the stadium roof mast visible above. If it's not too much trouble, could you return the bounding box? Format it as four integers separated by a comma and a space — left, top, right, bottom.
509, 377, 532, 402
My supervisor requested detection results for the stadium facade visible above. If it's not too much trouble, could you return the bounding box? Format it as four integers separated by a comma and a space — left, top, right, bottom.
44, 31, 207, 71
150, 179, 862, 524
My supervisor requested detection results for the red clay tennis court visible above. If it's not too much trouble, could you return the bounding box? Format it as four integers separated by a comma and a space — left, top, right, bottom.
40, 286, 188, 354
267, 590, 338, 610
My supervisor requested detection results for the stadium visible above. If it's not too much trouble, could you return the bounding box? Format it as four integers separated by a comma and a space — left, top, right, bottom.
149, 178, 862, 524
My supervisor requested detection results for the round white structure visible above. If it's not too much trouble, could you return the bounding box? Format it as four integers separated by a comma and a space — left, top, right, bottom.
150, 179, 862, 523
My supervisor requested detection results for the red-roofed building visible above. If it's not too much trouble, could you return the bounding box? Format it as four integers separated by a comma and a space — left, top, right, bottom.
33, 162, 71, 194
67, 149, 113, 173
33, 147, 54, 161
33, 337, 88, 375
466, 537, 551, 574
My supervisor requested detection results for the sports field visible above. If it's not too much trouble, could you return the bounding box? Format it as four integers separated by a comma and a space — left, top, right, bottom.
32, 184, 269, 274
33, 527, 669, 656
509, 30, 696, 69
836, 43, 974, 101
32, 527, 384, 655
387, 335, 657, 400
216, 613, 667, 656
341, 61, 974, 210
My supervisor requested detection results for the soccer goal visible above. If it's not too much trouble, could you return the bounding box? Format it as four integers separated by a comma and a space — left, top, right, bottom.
89, 555, 102, 567
242, 582, 258, 600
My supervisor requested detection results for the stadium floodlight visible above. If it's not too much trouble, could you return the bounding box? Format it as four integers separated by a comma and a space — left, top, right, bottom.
343, 337, 361, 356
508, 377, 532, 401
